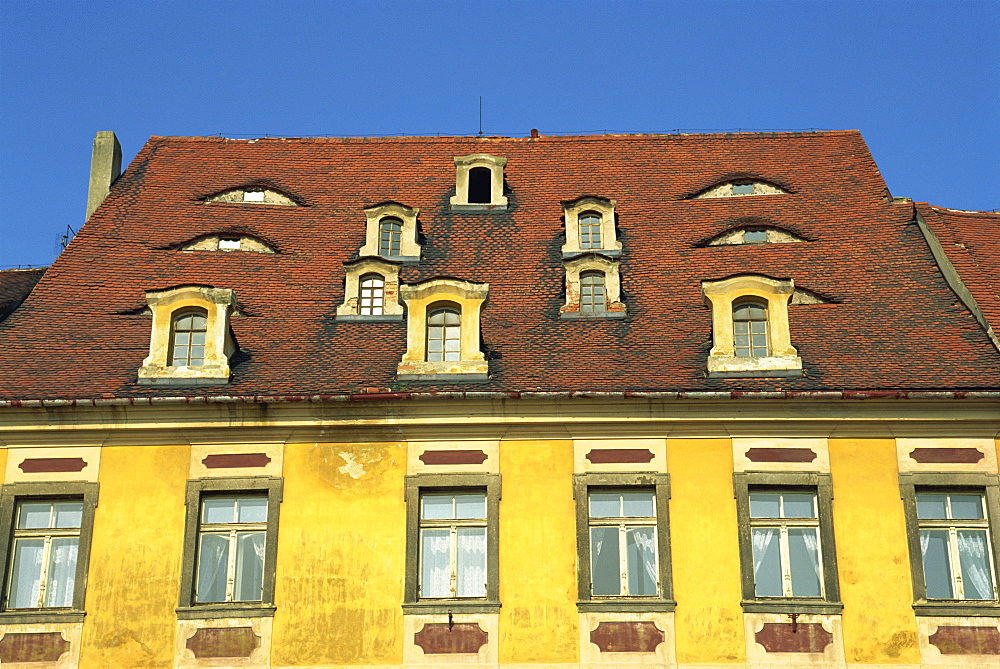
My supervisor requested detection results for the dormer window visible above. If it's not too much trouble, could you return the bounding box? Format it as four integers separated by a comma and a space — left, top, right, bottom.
701, 275, 802, 378
700, 225, 807, 247
693, 180, 789, 199
561, 197, 621, 258
359, 202, 420, 262
744, 230, 767, 244
733, 301, 768, 357
138, 285, 237, 385
560, 254, 626, 320
336, 258, 403, 321
426, 305, 462, 362
379, 218, 403, 256
218, 237, 241, 251
205, 187, 297, 206
169, 309, 208, 366
450, 155, 508, 211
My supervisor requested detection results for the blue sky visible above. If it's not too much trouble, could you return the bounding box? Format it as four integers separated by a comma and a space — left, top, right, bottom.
1, 0, 997, 268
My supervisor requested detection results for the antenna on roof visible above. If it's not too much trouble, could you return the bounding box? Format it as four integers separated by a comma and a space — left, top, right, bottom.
58, 224, 77, 252
478, 96, 483, 136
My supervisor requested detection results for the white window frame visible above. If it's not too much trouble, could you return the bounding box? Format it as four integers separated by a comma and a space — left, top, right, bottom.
417, 491, 488, 599
916, 492, 998, 600
587, 489, 659, 597
748, 490, 824, 598
194, 495, 268, 604
6, 500, 84, 609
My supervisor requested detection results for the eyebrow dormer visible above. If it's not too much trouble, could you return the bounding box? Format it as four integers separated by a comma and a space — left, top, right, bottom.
693, 179, 789, 199
701, 225, 808, 247
205, 187, 297, 206
179, 234, 277, 253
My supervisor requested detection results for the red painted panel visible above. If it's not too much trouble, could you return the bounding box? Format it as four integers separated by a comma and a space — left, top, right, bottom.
909, 448, 984, 464
756, 623, 832, 653
590, 621, 664, 653
745, 448, 816, 463
18, 457, 87, 473
0, 632, 71, 663
586, 449, 655, 464
202, 453, 272, 469
413, 623, 488, 654
419, 450, 489, 465
928, 626, 1000, 655
186, 627, 260, 658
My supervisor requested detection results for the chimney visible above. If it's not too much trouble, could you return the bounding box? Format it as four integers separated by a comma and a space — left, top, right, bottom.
86, 131, 122, 220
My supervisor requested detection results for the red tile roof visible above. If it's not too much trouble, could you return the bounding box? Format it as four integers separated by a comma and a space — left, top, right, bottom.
1, 131, 998, 400
0, 268, 45, 323
915, 203, 1000, 336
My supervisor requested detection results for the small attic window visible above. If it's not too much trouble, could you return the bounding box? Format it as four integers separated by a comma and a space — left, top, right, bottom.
744, 230, 767, 243
693, 180, 789, 199
205, 188, 296, 206
179, 235, 276, 254
702, 226, 807, 247
468, 168, 492, 204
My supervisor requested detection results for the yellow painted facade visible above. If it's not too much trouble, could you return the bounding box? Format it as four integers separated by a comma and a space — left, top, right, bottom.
0, 399, 998, 667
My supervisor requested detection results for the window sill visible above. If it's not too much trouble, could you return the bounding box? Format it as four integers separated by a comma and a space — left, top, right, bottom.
913, 601, 1000, 617
578, 599, 676, 613
335, 314, 405, 322
559, 310, 627, 320
176, 604, 276, 620
0, 609, 86, 624
741, 600, 843, 615
402, 601, 501, 615
706, 354, 802, 378
562, 249, 621, 259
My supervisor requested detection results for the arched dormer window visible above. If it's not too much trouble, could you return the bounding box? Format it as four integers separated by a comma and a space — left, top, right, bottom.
379, 218, 403, 257
360, 274, 385, 316
700, 223, 808, 247
169, 309, 208, 366
138, 286, 237, 385
701, 275, 802, 378
580, 272, 607, 313
397, 279, 489, 380
561, 197, 621, 258
579, 212, 603, 250
733, 300, 768, 358
426, 304, 462, 362
359, 203, 421, 262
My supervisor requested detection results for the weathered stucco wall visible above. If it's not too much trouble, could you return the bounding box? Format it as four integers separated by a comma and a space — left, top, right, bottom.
79, 445, 188, 668
498, 439, 578, 663
271, 441, 405, 665
670, 437, 745, 663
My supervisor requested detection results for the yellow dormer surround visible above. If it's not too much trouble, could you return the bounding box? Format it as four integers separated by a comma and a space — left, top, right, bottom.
702, 274, 802, 378
137, 285, 236, 385
397, 279, 489, 381
336, 257, 404, 321
449, 154, 508, 211
560, 254, 626, 319
359, 201, 421, 262
561, 196, 621, 258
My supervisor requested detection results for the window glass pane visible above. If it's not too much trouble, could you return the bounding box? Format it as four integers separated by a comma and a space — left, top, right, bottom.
950, 495, 985, 520
589, 492, 621, 518
782, 493, 817, 518
219, 238, 241, 250
626, 527, 658, 596
787, 528, 822, 597
18, 502, 53, 529
236, 497, 268, 523
733, 183, 753, 195
420, 528, 451, 598
191, 331, 206, 346
751, 527, 782, 597
454, 493, 486, 519
456, 527, 487, 597
8, 539, 44, 608
234, 532, 265, 602
590, 526, 621, 596
622, 491, 654, 517
44, 537, 79, 607
749, 493, 780, 518
195, 533, 230, 603
916, 494, 948, 519
243, 190, 265, 202
175, 332, 191, 346
422, 494, 454, 520
202, 497, 236, 524
920, 529, 954, 599
957, 530, 995, 600
745, 230, 767, 243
